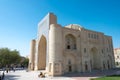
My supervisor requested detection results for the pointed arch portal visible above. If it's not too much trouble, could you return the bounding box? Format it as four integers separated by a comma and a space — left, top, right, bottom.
38, 35, 47, 70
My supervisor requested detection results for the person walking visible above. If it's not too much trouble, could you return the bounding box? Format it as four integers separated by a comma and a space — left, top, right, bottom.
1, 72, 5, 80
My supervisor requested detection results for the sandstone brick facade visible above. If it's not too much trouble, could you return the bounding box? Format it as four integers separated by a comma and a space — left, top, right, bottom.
29, 13, 115, 76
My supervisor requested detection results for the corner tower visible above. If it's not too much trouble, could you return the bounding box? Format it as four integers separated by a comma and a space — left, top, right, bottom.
48, 24, 63, 76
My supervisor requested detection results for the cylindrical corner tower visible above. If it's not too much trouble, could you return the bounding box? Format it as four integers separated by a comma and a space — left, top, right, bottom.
29, 39, 36, 70
48, 24, 63, 76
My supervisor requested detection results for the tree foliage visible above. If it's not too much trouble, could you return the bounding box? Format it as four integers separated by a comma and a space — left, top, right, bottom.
0, 48, 21, 68
20, 57, 29, 68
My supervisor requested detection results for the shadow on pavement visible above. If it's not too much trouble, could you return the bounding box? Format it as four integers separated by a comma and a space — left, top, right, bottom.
5, 75, 21, 80
63, 68, 120, 77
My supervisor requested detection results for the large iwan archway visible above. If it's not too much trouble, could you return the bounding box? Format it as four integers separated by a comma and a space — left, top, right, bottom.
65, 34, 76, 50
38, 35, 47, 70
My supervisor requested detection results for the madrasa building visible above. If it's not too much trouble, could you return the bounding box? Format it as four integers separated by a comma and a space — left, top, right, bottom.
29, 13, 115, 76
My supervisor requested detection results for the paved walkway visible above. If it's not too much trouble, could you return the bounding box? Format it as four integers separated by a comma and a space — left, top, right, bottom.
3, 68, 120, 80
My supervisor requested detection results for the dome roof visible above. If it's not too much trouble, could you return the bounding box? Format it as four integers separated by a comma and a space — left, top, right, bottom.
65, 24, 84, 30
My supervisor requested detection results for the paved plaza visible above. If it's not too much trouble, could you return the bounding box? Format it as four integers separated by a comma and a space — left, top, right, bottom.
2, 68, 120, 80
4, 70, 74, 80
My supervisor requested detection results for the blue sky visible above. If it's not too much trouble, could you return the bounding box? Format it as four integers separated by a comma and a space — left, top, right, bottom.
0, 0, 120, 56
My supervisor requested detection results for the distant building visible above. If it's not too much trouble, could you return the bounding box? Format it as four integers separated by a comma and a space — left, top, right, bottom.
114, 48, 120, 67
29, 13, 115, 76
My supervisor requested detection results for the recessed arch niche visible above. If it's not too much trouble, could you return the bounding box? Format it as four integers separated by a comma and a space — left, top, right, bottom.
38, 35, 47, 70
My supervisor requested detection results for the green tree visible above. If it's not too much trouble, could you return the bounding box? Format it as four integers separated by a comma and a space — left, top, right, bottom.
20, 57, 29, 68
10, 50, 21, 64
0, 48, 10, 67
0, 48, 21, 68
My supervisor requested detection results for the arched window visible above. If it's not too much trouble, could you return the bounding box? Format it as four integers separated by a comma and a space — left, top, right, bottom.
65, 34, 76, 50
68, 59, 71, 64
84, 48, 86, 53
85, 61, 88, 71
